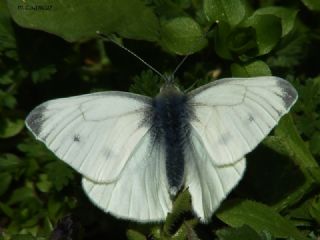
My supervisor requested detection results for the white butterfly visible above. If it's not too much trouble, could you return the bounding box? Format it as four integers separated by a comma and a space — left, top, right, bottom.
25, 76, 297, 222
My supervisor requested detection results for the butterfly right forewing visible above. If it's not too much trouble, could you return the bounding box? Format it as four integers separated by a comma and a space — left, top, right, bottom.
188, 76, 298, 167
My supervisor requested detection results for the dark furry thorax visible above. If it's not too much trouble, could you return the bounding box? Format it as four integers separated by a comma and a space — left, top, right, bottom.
150, 85, 193, 195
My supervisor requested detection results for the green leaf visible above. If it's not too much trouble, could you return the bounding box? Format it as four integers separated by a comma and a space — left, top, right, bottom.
0, 172, 12, 196
288, 198, 313, 222
253, 7, 298, 36
0, 117, 24, 138
0, 153, 21, 172
214, 21, 233, 59
296, 76, 320, 118
163, 190, 193, 236
227, 27, 258, 61
36, 174, 52, 193
301, 0, 320, 11
203, 0, 247, 26
0, 202, 14, 218
160, 17, 207, 55
263, 113, 320, 212
0, 71, 14, 85
47, 198, 62, 220
215, 25, 257, 60
170, 220, 199, 240
0, 90, 17, 109
130, 70, 162, 97
231, 60, 271, 77
18, 138, 56, 161
309, 195, 320, 224
7, 0, 159, 42
8, 187, 35, 205
217, 200, 308, 240
150, 0, 191, 19
265, 115, 320, 184
45, 161, 74, 191
310, 133, 320, 156
214, 14, 281, 60
31, 65, 57, 83
216, 225, 272, 240
0, 1, 17, 58
11, 234, 36, 240
127, 229, 147, 240
243, 14, 282, 55
267, 30, 310, 68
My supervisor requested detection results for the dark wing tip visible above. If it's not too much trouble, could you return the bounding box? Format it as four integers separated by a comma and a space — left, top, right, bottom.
276, 78, 298, 109
25, 105, 47, 136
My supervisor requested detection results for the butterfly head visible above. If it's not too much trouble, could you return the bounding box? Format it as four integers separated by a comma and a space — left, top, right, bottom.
159, 78, 181, 96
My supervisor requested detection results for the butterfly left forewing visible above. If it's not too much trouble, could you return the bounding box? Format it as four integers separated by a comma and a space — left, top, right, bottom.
26, 92, 152, 183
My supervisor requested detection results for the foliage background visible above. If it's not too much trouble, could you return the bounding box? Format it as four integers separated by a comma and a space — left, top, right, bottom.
0, 0, 320, 239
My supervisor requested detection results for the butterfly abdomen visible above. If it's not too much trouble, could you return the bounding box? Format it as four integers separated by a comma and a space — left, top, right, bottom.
151, 89, 192, 195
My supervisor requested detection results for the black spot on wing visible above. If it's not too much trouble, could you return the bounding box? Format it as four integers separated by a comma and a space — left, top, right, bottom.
26, 105, 47, 136
276, 79, 298, 109
73, 134, 80, 142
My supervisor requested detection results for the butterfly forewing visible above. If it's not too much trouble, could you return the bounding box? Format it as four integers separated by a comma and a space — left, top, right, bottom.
188, 76, 298, 167
26, 92, 152, 183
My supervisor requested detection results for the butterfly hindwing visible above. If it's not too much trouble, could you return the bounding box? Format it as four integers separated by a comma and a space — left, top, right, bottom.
82, 132, 172, 221
185, 128, 246, 222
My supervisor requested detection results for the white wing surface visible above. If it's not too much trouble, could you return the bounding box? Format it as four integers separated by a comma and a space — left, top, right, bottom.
82, 133, 172, 221
185, 128, 246, 222
188, 76, 298, 166
26, 92, 152, 183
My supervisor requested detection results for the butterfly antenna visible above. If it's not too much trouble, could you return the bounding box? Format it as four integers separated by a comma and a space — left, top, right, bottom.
169, 55, 189, 83
96, 31, 167, 82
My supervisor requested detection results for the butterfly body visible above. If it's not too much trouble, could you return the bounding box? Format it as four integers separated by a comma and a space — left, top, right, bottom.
151, 85, 192, 195
26, 76, 297, 222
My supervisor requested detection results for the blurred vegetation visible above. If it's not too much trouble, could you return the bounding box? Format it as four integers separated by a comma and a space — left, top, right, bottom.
0, 0, 320, 239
